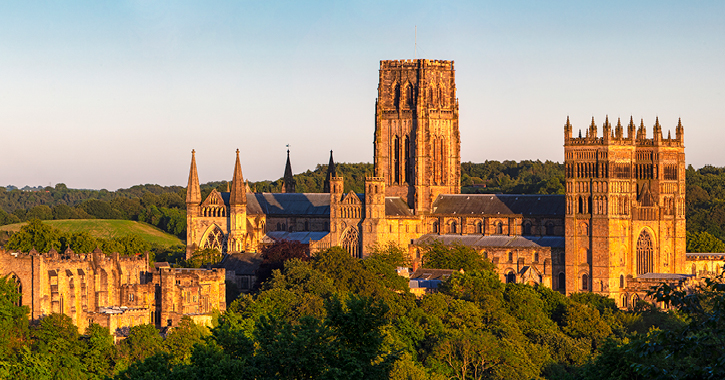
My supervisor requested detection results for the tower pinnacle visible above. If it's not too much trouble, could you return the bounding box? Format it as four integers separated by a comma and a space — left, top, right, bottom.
282, 149, 296, 193
186, 150, 201, 204
230, 149, 246, 205
323, 150, 337, 193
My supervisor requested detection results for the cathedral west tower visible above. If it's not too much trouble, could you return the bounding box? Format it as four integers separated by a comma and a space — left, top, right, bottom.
563, 116, 686, 303
374, 59, 460, 214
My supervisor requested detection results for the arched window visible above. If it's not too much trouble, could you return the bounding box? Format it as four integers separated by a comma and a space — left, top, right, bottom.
578, 197, 584, 214
9, 274, 21, 306
405, 83, 414, 108
534, 252, 539, 262
496, 221, 503, 235
506, 271, 516, 284
341, 227, 360, 258
508, 252, 513, 262
276, 222, 281, 231
558, 272, 565, 290
622, 294, 628, 308
304, 221, 309, 231
394, 136, 400, 183
545, 222, 554, 236
393, 83, 400, 108
476, 221, 483, 234
450, 221, 457, 234
281, 223, 286, 232
636, 230, 654, 275
201, 225, 226, 254
404, 136, 411, 184
581, 274, 589, 291
431, 220, 439, 234
523, 222, 532, 235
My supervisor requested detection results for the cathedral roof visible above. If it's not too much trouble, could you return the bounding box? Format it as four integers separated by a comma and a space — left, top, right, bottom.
263, 231, 330, 244
431, 194, 564, 217
412, 234, 565, 249
248, 193, 330, 216
386, 197, 414, 216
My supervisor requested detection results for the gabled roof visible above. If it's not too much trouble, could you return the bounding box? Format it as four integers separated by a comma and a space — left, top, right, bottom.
263, 231, 330, 244
410, 268, 456, 281
386, 197, 414, 216
431, 194, 565, 217
249, 193, 330, 216
217, 252, 262, 276
413, 234, 565, 249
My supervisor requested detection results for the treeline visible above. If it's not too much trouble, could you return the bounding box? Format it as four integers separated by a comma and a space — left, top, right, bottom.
461, 160, 566, 194
3, 219, 186, 263
686, 165, 725, 252
5, 162, 725, 252
0, 242, 700, 379
0, 184, 187, 239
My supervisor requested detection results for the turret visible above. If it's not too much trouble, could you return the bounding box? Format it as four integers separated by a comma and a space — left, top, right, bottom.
615, 117, 623, 139
653, 117, 662, 144
323, 150, 337, 193
186, 150, 201, 205
676, 117, 684, 144
282, 149, 296, 193
637, 119, 647, 140
587, 117, 597, 140
186, 150, 201, 259
564, 116, 573, 142
627, 116, 636, 142
603, 115, 611, 143
229, 149, 247, 253
230, 149, 247, 206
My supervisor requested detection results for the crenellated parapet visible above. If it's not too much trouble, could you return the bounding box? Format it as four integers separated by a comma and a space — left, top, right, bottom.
564, 116, 684, 147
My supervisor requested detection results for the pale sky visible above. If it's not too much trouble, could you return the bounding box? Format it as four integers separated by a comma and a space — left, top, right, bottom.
2, 1, 724, 190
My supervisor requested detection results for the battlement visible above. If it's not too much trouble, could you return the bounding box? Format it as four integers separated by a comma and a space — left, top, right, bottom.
380, 59, 454, 70
564, 116, 684, 147
365, 176, 385, 182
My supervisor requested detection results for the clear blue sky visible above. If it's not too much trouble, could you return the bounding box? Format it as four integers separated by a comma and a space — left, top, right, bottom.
2, 1, 724, 190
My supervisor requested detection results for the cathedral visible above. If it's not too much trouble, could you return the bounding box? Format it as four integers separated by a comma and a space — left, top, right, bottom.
186, 58, 723, 306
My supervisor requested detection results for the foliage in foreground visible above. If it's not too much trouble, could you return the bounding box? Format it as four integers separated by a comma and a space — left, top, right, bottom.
0, 242, 716, 379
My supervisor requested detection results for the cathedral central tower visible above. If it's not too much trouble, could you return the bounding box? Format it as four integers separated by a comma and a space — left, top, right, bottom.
374, 59, 460, 214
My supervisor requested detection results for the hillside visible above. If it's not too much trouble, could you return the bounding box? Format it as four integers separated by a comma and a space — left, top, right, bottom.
0, 219, 183, 247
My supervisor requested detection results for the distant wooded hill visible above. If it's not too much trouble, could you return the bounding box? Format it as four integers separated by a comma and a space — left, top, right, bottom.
2, 161, 725, 252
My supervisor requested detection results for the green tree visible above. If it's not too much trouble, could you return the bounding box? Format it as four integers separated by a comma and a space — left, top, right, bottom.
81, 324, 116, 378
164, 316, 208, 365
421, 241, 495, 272
6, 219, 62, 252
118, 324, 164, 365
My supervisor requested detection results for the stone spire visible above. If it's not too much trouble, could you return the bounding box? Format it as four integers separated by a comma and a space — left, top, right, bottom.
564, 116, 573, 141
676, 117, 684, 143
323, 150, 337, 193
282, 149, 296, 193
615, 117, 623, 139
230, 149, 246, 205
627, 116, 636, 140
186, 150, 201, 204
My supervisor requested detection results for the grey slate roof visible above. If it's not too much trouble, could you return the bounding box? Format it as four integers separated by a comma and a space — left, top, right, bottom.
217, 252, 262, 276
635, 273, 693, 280
410, 268, 456, 281
386, 197, 414, 216
249, 193, 330, 216
263, 231, 330, 244
413, 234, 565, 249
432, 194, 565, 217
